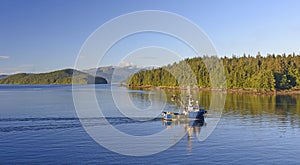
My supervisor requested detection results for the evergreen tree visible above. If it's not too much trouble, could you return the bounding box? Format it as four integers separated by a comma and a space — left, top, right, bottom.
127, 54, 300, 91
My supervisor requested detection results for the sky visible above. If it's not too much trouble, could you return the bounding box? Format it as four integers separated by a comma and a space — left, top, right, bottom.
1, 0, 300, 74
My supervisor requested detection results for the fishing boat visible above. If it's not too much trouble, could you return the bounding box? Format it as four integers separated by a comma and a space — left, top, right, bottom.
162, 95, 207, 121
185, 96, 207, 120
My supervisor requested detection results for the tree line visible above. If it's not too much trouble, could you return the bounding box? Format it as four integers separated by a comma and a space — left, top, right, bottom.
0, 69, 107, 84
127, 53, 300, 91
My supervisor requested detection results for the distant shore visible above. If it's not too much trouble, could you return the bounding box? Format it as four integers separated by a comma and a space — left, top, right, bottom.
127, 85, 300, 95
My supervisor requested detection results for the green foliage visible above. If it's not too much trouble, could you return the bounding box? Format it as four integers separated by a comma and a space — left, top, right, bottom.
127, 53, 300, 91
0, 69, 108, 84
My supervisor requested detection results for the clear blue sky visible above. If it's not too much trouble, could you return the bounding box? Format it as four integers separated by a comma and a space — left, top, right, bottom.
1, 0, 300, 74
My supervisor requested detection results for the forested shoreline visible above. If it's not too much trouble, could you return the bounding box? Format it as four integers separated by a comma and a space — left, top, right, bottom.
0, 69, 107, 84
127, 53, 300, 93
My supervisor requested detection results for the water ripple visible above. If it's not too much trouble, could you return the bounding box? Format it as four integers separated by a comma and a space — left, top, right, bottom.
0, 117, 161, 133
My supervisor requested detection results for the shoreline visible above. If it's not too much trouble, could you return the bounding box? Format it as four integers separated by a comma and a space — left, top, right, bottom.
127, 85, 300, 96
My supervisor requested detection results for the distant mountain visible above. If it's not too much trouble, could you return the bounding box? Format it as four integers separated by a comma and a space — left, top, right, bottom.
0, 69, 107, 84
84, 66, 149, 83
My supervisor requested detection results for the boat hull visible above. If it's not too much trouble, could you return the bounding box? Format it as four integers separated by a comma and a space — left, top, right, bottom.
164, 114, 176, 121
162, 112, 178, 121
188, 110, 207, 120
162, 110, 207, 121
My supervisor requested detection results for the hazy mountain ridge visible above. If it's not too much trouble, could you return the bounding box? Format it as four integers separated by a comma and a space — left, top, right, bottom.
83, 65, 150, 83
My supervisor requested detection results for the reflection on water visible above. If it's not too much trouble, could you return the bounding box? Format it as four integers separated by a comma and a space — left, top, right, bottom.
223, 94, 300, 130
156, 89, 300, 127
162, 119, 205, 153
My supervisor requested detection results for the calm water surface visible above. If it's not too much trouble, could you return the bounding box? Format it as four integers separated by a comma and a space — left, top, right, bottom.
0, 85, 299, 164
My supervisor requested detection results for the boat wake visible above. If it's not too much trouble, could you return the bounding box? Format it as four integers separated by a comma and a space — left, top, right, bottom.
0, 117, 161, 133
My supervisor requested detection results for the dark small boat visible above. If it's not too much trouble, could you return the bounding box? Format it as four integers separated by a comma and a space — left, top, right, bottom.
162, 111, 177, 121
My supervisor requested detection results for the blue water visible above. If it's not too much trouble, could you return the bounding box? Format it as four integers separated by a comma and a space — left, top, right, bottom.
0, 85, 300, 164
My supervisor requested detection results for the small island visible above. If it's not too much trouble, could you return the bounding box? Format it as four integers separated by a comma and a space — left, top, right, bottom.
0, 69, 107, 84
